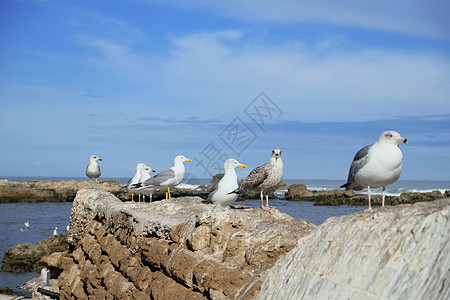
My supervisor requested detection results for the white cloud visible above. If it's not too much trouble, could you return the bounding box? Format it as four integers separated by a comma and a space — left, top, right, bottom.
162, 0, 450, 40
73, 27, 450, 122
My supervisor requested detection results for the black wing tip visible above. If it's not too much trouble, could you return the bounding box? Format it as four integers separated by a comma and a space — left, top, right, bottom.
340, 183, 349, 189
227, 188, 239, 195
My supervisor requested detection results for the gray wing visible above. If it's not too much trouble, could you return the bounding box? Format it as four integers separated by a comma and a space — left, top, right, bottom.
341, 144, 372, 189
206, 180, 220, 203
240, 164, 268, 191
141, 168, 175, 186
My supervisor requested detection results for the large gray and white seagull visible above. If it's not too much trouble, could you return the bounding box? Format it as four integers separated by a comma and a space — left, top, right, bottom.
133, 155, 191, 199
206, 158, 247, 206
341, 130, 408, 210
86, 154, 102, 182
230, 148, 284, 210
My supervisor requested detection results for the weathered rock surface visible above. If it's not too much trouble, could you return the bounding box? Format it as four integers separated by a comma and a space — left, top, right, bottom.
286, 183, 448, 206
46, 188, 315, 299
0, 180, 127, 203
258, 198, 450, 300
1, 234, 69, 273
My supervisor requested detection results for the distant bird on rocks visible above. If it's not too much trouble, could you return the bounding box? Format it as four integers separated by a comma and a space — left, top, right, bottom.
16, 268, 49, 292
341, 130, 408, 210
230, 148, 284, 211
133, 155, 191, 199
86, 155, 102, 182
53, 227, 58, 235
206, 158, 247, 206
127, 163, 146, 202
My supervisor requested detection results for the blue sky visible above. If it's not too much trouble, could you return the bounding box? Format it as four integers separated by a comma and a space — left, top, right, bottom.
1, 0, 449, 181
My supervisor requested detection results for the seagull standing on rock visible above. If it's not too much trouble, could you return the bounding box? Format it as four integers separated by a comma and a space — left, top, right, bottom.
341, 130, 408, 210
230, 148, 284, 211
16, 268, 49, 294
206, 158, 247, 206
136, 165, 156, 203
86, 155, 102, 182
127, 163, 146, 202
133, 155, 191, 199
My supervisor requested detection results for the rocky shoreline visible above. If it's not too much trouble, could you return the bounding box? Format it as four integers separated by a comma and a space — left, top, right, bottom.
1, 179, 448, 206
3, 189, 448, 299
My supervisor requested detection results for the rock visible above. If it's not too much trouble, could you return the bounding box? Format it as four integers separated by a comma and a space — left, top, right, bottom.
0, 180, 127, 203
285, 182, 446, 206
50, 188, 315, 299
286, 184, 358, 205
258, 198, 450, 300
396, 190, 445, 204
0, 286, 14, 295
1, 234, 69, 273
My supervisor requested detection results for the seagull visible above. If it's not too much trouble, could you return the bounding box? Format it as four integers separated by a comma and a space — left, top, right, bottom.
24, 220, 30, 228
136, 165, 156, 203
230, 148, 284, 211
53, 227, 58, 235
206, 158, 247, 206
16, 268, 49, 292
341, 130, 408, 210
133, 155, 191, 199
127, 163, 146, 202
86, 155, 102, 182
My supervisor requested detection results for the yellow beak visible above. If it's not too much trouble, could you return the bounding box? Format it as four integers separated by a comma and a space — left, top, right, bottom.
239, 164, 247, 168
185, 158, 192, 162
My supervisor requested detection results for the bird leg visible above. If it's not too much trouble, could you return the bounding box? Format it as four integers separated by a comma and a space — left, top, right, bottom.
142, 195, 145, 203
266, 194, 277, 209
150, 193, 153, 203
365, 186, 372, 211
382, 186, 386, 207
166, 188, 172, 199
138, 194, 141, 203
260, 191, 270, 211
131, 193, 135, 202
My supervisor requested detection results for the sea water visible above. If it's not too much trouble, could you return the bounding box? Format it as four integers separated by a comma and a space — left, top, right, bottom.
0, 177, 448, 295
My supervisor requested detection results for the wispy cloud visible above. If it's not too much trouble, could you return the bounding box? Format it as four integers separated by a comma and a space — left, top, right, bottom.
162, 0, 450, 40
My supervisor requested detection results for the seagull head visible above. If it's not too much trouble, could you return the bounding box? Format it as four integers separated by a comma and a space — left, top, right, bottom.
380, 131, 408, 145
136, 163, 146, 171
224, 158, 247, 170
142, 166, 156, 174
175, 155, 192, 164
272, 148, 282, 160
90, 155, 102, 162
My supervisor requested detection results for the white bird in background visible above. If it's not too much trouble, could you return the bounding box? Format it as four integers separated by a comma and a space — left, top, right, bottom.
341, 130, 408, 210
134, 155, 191, 199
207, 158, 247, 206
127, 163, 146, 202
24, 219, 30, 228
86, 155, 102, 182
16, 268, 50, 293
53, 227, 58, 235
230, 148, 284, 211
138, 165, 156, 203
